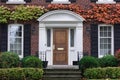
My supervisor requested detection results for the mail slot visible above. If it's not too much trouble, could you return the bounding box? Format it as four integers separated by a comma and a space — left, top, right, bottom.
57, 48, 64, 50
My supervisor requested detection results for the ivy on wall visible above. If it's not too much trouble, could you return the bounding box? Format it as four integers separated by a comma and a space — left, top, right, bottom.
47, 4, 84, 15
83, 4, 120, 24
10, 5, 47, 21
0, 6, 11, 23
47, 4, 120, 24
1, 4, 120, 24
0, 5, 47, 23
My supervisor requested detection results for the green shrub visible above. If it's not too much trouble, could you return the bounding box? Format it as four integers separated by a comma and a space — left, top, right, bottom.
79, 56, 99, 72
21, 56, 42, 68
0, 52, 20, 68
98, 55, 118, 67
84, 67, 120, 79
0, 68, 43, 80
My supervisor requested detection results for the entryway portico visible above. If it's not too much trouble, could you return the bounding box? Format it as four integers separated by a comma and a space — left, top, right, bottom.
38, 10, 85, 65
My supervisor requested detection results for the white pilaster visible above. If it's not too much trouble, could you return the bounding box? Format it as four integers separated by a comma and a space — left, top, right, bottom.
75, 23, 83, 57
39, 23, 47, 60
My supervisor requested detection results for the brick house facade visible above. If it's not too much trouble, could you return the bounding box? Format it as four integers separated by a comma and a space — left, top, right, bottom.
0, 0, 120, 65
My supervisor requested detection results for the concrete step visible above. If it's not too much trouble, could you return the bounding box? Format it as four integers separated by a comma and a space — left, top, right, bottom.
44, 71, 81, 75
43, 74, 81, 78
42, 68, 82, 80
42, 77, 81, 80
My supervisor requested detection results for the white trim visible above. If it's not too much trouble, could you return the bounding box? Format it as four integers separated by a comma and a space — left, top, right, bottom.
6, 1, 26, 4
51, 0, 70, 4
37, 10, 85, 22
96, 0, 116, 4
98, 24, 114, 58
8, 24, 24, 59
38, 10, 83, 65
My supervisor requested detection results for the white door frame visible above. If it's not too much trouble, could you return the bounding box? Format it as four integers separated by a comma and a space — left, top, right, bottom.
38, 10, 85, 65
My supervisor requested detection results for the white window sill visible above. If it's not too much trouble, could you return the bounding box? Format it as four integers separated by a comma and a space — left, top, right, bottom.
51, 1, 71, 4
96, 1, 116, 4
6, 1, 26, 4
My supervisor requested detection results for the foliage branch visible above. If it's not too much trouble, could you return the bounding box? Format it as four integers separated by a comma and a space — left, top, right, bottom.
0, 5, 47, 23
47, 4, 84, 15
83, 4, 120, 24
1, 4, 120, 24
47, 4, 120, 24
0, 6, 10, 23
10, 5, 47, 21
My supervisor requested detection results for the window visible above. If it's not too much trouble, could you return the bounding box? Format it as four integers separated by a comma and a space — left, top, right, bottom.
70, 29, 75, 47
52, 0, 70, 4
98, 25, 114, 57
47, 29, 51, 47
8, 24, 23, 58
96, 0, 116, 4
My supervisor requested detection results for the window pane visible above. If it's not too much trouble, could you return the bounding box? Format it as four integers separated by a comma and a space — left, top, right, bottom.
100, 32, 104, 37
104, 32, 107, 37
100, 38, 104, 43
100, 44, 104, 49
108, 38, 111, 43
47, 29, 51, 47
108, 32, 111, 37
104, 27, 107, 31
100, 27, 104, 31
108, 27, 111, 32
70, 29, 74, 47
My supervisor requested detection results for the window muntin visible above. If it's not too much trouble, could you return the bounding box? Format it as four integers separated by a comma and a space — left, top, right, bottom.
98, 25, 113, 57
8, 24, 23, 57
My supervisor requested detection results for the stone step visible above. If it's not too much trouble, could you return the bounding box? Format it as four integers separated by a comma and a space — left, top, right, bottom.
42, 77, 81, 80
43, 74, 81, 78
43, 68, 82, 80
44, 71, 81, 75
44, 69, 81, 71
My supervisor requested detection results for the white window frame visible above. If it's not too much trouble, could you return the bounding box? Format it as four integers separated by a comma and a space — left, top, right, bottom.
96, 0, 116, 4
98, 24, 114, 58
51, 0, 71, 4
6, 0, 26, 4
8, 24, 24, 58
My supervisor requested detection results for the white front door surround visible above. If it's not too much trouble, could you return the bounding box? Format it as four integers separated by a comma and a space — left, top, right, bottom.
38, 10, 85, 65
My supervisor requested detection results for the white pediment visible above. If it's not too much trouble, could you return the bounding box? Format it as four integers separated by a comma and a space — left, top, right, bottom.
38, 10, 85, 22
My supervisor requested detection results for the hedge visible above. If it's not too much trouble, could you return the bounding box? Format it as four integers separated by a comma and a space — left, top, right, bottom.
21, 56, 42, 68
84, 67, 120, 79
0, 68, 43, 80
79, 56, 99, 72
0, 52, 20, 68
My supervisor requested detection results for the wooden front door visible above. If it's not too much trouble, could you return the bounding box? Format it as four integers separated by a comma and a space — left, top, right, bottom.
53, 29, 68, 65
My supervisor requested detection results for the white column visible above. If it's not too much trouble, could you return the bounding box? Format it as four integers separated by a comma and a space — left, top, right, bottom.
39, 23, 52, 65
39, 23, 47, 60
69, 23, 83, 65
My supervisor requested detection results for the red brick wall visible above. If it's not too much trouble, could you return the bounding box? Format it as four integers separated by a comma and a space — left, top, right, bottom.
0, 0, 92, 56
83, 22, 91, 56
31, 22, 39, 55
